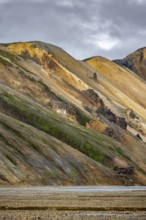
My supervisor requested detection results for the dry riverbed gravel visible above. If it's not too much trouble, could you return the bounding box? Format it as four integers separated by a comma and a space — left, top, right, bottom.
0, 187, 146, 220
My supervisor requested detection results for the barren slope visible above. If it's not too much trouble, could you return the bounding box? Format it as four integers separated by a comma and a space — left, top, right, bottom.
85, 56, 146, 117
85, 56, 146, 137
0, 41, 146, 186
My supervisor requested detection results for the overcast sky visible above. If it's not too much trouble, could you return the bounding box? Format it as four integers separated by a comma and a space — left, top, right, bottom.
0, 0, 146, 60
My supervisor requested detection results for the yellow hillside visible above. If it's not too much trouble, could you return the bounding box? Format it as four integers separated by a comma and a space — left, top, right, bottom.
85, 56, 146, 121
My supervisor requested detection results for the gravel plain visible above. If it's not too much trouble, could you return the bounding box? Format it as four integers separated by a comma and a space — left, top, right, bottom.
0, 187, 146, 220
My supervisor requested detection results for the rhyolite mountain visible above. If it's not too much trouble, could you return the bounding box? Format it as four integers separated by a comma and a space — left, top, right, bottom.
0, 41, 146, 186
114, 47, 146, 81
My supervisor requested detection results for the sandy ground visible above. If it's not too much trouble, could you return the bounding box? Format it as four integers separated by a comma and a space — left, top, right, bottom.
0, 187, 146, 220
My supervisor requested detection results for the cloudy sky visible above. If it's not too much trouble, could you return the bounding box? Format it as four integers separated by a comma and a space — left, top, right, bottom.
0, 0, 146, 60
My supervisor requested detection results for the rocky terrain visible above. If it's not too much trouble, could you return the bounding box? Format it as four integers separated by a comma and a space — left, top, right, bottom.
0, 42, 146, 186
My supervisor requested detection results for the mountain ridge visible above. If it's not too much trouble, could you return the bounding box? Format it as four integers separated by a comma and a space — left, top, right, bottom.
114, 47, 146, 81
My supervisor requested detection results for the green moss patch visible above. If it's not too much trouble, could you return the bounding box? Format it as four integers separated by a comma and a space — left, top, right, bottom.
0, 91, 113, 165
0, 49, 19, 64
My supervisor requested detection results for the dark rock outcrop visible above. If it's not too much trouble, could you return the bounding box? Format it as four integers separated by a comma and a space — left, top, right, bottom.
114, 59, 134, 70
114, 166, 134, 175
104, 109, 117, 123
136, 133, 143, 141
117, 117, 127, 130
82, 89, 104, 107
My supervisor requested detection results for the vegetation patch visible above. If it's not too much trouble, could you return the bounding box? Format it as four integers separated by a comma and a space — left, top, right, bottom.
0, 57, 12, 66
0, 49, 19, 64
0, 133, 10, 146
0, 92, 112, 164
3, 152, 17, 165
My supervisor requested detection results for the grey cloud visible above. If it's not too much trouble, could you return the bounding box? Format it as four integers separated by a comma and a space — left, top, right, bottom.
0, 0, 146, 59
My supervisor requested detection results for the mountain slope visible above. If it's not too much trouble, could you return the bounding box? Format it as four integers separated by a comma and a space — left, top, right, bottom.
114, 48, 146, 81
0, 41, 146, 186
84, 56, 146, 138
85, 56, 146, 117
0, 111, 111, 186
